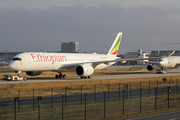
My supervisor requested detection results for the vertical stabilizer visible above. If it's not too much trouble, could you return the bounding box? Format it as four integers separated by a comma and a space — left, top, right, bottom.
108, 32, 123, 55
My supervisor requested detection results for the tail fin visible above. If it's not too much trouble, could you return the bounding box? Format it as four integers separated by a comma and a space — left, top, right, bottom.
108, 32, 123, 55
168, 50, 175, 57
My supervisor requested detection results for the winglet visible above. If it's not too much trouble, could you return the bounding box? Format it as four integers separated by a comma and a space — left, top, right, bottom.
168, 50, 175, 57
108, 32, 123, 55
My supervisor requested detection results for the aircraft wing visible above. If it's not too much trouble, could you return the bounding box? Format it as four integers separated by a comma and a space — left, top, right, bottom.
58, 50, 176, 71
116, 57, 161, 61
58, 61, 113, 70
138, 60, 159, 64
58, 57, 161, 71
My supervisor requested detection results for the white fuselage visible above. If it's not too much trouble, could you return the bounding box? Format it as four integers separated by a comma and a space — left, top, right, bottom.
8, 32, 123, 78
158, 56, 180, 68
9, 52, 117, 72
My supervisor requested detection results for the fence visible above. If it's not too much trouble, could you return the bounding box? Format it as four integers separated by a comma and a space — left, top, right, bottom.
1, 79, 180, 120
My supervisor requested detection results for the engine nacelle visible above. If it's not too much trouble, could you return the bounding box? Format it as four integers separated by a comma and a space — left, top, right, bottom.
147, 64, 154, 71
76, 65, 94, 77
26, 71, 43, 76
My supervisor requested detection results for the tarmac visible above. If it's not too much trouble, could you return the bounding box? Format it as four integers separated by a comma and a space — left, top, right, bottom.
0, 66, 180, 84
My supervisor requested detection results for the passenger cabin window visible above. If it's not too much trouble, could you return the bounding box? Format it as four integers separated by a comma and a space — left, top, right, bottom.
12, 58, 22, 61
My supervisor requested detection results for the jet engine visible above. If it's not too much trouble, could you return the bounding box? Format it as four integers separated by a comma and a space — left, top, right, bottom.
147, 64, 154, 71
26, 71, 43, 76
76, 64, 94, 77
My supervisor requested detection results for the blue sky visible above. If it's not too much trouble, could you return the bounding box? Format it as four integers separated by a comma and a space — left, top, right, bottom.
1, 0, 180, 54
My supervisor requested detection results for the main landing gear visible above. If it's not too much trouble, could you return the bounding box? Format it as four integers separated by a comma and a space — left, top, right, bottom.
80, 76, 91, 79
55, 73, 66, 79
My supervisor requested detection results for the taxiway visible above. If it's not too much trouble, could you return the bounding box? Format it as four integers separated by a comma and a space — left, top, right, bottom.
0, 67, 180, 84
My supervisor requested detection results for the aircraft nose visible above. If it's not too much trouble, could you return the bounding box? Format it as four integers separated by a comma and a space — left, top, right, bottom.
158, 59, 167, 67
158, 61, 162, 64
9, 62, 17, 70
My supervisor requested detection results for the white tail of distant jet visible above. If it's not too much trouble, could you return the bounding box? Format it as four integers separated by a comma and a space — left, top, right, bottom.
9, 32, 153, 79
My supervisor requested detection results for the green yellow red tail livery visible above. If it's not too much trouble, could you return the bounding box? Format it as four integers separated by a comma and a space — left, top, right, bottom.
108, 32, 122, 55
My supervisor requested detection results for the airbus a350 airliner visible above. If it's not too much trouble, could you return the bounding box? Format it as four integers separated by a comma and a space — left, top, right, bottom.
9, 32, 153, 79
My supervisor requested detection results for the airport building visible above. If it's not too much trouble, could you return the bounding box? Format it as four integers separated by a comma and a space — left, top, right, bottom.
124, 49, 149, 65
151, 50, 180, 57
0, 51, 22, 66
61, 41, 81, 53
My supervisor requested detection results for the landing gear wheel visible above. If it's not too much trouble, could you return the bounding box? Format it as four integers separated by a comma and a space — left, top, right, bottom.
80, 76, 91, 79
62, 74, 66, 79
24, 77, 27, 81
14, 77, 17, 81
59, 74, 62, 79
55, 75, 59, 79
162, 68, 167, 74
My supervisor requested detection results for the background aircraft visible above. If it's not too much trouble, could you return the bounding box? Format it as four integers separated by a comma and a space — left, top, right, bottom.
146, 51, 180, 73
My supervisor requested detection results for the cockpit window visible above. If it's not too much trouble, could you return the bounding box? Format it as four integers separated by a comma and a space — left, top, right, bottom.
12, 58, 22, 61
158, 59, 163, 62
